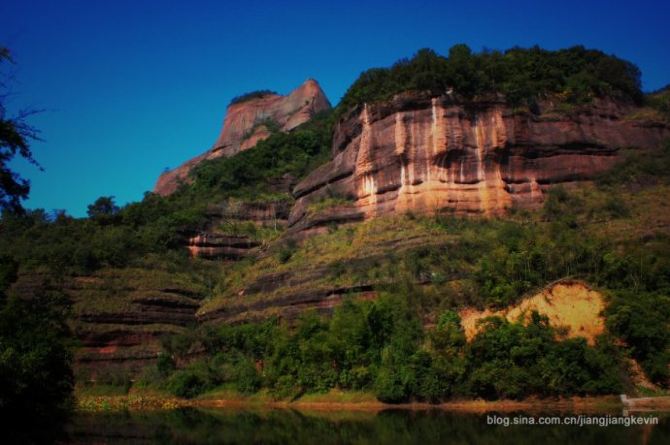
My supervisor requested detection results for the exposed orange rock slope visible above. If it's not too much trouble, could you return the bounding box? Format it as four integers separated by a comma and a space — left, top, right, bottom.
459, 281, 605, 345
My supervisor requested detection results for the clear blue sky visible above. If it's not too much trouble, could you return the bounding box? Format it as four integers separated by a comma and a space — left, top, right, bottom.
1, 0, 668, 216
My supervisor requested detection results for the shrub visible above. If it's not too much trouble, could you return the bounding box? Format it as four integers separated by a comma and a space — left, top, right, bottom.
431, 310, 466, 354
0, 289, 74, 416
374, 359, 413, 403
232, 358, 261, 394
166, 371, 208, 399
277, 239, 297, 264
229, 90, 278, 105
606, 291, 670, 385
464, 313, 623, 399
156, 353, 176, 377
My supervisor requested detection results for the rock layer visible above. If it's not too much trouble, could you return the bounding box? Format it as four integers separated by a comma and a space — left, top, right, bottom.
187, 234, 262, 260
186, 198, 292, 259
9, 269, 205, 377
154, 79, 331, 196
289, 93, 670, 232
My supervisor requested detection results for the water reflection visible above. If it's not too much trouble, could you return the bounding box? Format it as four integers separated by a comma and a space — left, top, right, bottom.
57, 408, 670, 445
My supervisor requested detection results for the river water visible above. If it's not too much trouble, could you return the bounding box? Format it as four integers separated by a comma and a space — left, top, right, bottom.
51, 407, 668, 444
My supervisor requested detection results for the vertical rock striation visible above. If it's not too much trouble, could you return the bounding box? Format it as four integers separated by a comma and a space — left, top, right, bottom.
289, 93, 670, 232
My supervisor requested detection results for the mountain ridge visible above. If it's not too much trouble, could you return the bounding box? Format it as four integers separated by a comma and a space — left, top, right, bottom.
154, 79, 331, 196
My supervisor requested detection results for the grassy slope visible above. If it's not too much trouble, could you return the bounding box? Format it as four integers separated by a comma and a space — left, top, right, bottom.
199, 216, 454, 316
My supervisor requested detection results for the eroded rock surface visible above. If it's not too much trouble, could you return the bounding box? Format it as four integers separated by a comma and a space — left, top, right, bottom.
289, 93, 670, 233
186, 198, 292, 259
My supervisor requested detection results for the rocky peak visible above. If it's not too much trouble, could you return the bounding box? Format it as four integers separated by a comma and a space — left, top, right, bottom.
154, 79, 331, 196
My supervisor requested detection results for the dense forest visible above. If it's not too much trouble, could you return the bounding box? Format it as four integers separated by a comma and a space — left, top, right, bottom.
1, 44, 669, 419
339, 45, 644, 111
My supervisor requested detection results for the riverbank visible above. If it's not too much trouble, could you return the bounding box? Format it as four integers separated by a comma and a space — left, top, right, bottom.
75, 388, 670, 414
196, 397, 621, 414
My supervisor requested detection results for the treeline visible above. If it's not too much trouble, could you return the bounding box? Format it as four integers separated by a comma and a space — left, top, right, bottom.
0, 111, 334, 275
147, 295, 622, 402
339, 45, 643, 111
646, 85, 670, 119
0, 195, 203, 274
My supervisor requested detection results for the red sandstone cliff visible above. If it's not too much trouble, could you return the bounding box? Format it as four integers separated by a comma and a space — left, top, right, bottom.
154, 79, 331, 196
289, 93, 670, 233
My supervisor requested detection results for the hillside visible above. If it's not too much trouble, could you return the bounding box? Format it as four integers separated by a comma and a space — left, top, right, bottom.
154, 79, 331, 196
1, 45, 669, 404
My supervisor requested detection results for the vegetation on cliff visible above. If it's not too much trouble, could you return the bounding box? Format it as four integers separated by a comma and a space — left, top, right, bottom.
190, 110, 333, 198
229, 89, 278, 106
645, 85, 670, 120
339, 45, 643, 112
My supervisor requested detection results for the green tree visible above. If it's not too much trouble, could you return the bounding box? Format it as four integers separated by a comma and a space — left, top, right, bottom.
0, 47, 42, 213
0, 286, 74, 416
87, 195, 120, 219
0, 48, 75, 429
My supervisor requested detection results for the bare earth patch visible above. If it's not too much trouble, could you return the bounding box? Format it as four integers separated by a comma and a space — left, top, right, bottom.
460, 280, 605, 345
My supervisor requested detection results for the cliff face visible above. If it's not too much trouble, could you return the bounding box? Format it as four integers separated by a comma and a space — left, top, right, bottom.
212, 79, 331, 155
154, 79, 331, 196
289, 93, 670, 233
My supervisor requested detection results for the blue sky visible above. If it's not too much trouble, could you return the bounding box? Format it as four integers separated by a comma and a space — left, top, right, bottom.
1, 0, 668, 216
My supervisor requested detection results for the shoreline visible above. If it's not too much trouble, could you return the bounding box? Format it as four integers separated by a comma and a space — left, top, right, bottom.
195, 397, 618, 413
75, 392, 670, 414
